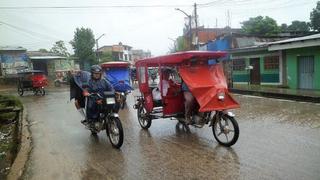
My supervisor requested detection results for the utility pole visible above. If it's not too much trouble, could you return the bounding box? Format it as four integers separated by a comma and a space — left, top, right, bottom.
96, 33, 105, 63
216, 18, 218, 28
194, 3, 199, 50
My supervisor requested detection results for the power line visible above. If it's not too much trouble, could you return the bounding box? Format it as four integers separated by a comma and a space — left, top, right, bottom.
0, 4, 192, 10
0, 20, 60, 40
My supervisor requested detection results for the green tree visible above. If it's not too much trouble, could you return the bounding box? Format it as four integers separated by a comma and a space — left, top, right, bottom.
50, 40, 70, 57
241, 16, 280, 36
176, 36, 188, 52
287, 21, 310, 32
310, 1, 320, 31
38, 48, 49, 53
70, 27, 96, 69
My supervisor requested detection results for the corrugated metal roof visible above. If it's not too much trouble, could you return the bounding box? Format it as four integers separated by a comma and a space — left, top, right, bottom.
29, 56, 65, 60
269, 33, 320, 45
27, 51, 66, 60
0, 46, 27, 51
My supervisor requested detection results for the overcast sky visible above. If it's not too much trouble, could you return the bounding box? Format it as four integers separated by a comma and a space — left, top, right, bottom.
0, 0, 318, 55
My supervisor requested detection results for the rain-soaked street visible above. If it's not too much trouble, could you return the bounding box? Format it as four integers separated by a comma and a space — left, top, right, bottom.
19, 88, 320, 180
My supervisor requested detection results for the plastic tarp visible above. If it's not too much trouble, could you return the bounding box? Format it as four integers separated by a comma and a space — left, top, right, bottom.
73, 71, 91, 90
179, 64, 240, 112
104, 68, 133, 92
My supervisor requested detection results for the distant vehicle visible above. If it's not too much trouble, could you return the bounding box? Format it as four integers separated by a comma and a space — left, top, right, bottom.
17, 70, 48, 96
54, 70, 71, 87
101, 61, 133, 110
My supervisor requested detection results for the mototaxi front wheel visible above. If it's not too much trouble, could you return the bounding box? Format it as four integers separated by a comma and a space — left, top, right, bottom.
137, 106, 152, 129
212, 114, 239, 147
40, 88, 46, 96
106, 117, 124, 149
17, 87, 24, 96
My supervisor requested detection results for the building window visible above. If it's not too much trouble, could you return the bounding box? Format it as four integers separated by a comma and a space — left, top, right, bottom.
232, 59, 246, 71
124, 54, 128, 61
264, 56, 279, 70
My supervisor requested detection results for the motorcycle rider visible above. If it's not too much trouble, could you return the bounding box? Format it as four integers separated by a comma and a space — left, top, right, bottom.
82, 65, 114, 124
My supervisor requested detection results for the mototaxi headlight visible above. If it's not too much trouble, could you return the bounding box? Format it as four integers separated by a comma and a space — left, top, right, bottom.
217, 92, 225, 100
106, 97, 116, 104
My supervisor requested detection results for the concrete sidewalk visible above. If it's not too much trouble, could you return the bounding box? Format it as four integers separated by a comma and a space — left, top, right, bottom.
230, 84, 320, 103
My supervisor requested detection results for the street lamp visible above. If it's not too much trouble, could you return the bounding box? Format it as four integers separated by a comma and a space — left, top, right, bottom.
175, 8, 192, 50
96, 33, 105, 62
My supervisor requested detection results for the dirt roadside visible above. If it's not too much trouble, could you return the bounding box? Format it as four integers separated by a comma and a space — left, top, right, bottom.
7, 105, 32, 180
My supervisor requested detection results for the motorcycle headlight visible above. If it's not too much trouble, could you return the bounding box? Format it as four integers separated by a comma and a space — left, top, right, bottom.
106, 97, 116, 104
217, 92, 225, 101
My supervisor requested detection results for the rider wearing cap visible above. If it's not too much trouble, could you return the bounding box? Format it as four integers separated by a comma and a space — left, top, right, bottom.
82, 65, 114, 124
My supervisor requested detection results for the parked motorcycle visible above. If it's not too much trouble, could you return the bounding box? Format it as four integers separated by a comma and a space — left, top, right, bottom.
54, 70, 71, 87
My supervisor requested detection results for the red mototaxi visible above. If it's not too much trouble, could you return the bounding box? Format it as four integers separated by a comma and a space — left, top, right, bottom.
134, 51, 240, 147
135, 51, 239, 115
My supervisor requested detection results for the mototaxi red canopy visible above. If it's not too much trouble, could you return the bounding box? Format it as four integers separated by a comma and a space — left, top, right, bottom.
179, 64, 240, 112
135, 51, 227, 67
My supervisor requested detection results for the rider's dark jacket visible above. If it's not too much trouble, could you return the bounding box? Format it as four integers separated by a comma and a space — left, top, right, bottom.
86, 78, 114, 120
88, 78, 114, 95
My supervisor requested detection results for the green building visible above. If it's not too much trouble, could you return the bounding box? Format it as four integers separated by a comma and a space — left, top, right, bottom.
268, 34, 320, 90
230, 33, 320, 90
230, 45, 283, 85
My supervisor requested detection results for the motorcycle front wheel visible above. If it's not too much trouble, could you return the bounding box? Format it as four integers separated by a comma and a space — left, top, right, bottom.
212, 113, 239, 147
106, 117, 124, 149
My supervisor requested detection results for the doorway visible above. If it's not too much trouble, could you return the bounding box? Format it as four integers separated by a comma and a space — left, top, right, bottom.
298, 56, 314, 89
250, 58, 261, 85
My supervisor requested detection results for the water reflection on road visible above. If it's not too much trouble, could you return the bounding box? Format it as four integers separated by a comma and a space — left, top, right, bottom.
19, 89, 320, 180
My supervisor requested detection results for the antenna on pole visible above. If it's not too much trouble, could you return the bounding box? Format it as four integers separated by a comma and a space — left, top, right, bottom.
227, 10, 231, 27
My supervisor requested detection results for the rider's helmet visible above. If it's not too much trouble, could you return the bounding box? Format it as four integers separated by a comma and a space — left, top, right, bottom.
90, 65, 102, 80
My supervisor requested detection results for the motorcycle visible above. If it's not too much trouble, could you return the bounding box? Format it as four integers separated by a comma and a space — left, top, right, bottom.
54, 70, 71, 87
84, 91, 124, 149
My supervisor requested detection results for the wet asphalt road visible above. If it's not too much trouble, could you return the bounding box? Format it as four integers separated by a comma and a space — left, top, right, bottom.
17, 88, 320, 180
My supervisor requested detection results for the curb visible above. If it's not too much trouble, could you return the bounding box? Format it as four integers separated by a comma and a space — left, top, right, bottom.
7, 105, 32, 180
230, 88, 320, 103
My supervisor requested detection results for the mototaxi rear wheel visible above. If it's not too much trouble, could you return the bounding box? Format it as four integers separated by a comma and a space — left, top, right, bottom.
137, 106, 152, 129
212, 113, 239, 147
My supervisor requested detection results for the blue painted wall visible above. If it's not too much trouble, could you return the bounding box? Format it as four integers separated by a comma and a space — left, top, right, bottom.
206, 39, 230, 60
